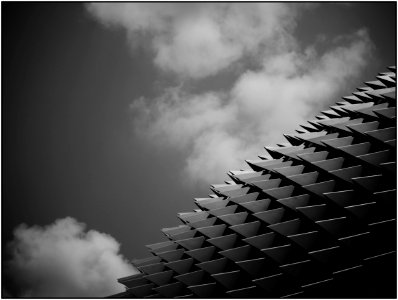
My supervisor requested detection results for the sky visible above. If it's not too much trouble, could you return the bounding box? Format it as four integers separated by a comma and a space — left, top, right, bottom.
2, 2, 396, 297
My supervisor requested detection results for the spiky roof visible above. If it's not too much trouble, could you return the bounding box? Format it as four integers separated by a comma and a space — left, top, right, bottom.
112, 67, 396, 298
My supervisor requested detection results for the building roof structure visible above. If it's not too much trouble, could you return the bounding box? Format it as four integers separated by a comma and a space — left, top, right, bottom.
112, 67, 397, 298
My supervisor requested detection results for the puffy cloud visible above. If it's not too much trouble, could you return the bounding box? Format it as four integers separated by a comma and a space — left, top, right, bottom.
131, 29, 372, 183
87, 3, 373, 184
86, 3, 304, 78
4, 217, 137, 297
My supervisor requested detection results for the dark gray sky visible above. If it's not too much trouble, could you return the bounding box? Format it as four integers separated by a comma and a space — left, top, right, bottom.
4, 2, 203, 255
2, 2, 396, 297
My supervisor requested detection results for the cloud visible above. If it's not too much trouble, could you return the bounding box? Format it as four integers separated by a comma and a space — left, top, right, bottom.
130, 29, 373, 183
87, 3, 373, 184
86, 3, 305, 78
4, 217, 137, 297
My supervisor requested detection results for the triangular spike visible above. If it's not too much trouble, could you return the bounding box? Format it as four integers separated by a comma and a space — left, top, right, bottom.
283, 134, 303, 146
376, 75, 396, 87
357, 86, 372, 92
300, 124, 319, 132
373, 107, 396, 119
342, 95, 362, 104
381, 90, 396, 100
365, 80, 386, 89
352, 91, 373, 101
321, 109, 341, 118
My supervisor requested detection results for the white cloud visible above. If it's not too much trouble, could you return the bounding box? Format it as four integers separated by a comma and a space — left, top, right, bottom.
5, 217, 137, 297
86, 3, 304, 78
130, 29, 372, 183
87, 3, 373, 184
